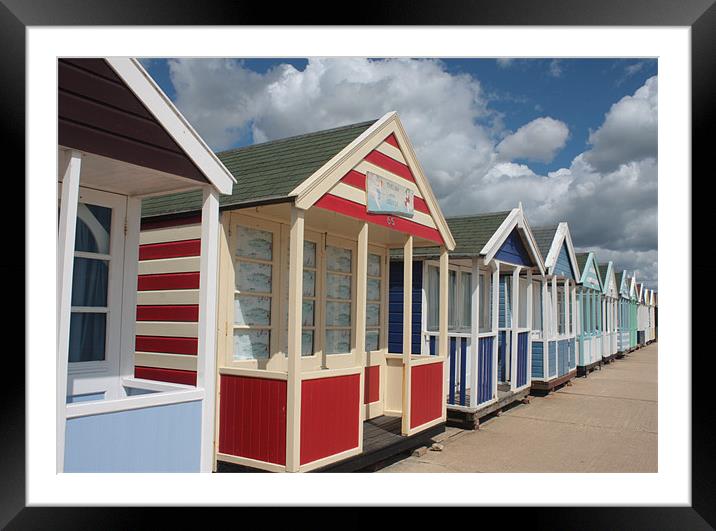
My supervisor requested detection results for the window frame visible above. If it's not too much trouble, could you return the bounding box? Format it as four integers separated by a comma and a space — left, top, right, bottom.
67, 187, 126, 378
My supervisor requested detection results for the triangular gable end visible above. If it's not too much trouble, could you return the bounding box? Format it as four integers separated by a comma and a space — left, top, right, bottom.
494, 227, 535, 267
619, 271, 630, 298
553, 240, 576, 279
291, 112, 455, 249
603, 263, 619, 298
579, 253, 602, 291
481, 207, 546, 274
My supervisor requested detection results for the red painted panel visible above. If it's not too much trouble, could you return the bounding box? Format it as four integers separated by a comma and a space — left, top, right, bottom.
135, 335, 198, 355
141, 214, 201, 230
136, 304, 199, 322
364, 365, 380, 404
300, 374, 360, 465
219, 375, 287, 466
339, 169, 430, 215
383, 133, 400, 149
341, 169, 367, 190
410, 361, 443, 429
315, 194, 444, 244
364, 149, 416, 183
139, 239, 201, 261
135, 365, 197, 386
137, 272, 200, 291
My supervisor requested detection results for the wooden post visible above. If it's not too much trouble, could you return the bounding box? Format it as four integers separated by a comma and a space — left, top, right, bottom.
542, 277, 550, 378
552, 276, 558, 337
439, 246, 449, 420
286, 207, 305, 472
196, 187, 220, 473
510, 267, 521, 390
56, 150, 82, 473
401, 235, 413, 435
356, 222, 368, 430
119, 196, 142, 382
526, 269, 533, 385
469, 257, 480, 408
491, 261, 499, 400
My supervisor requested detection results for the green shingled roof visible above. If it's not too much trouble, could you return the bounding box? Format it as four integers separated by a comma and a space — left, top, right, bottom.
531, 225, 558, 260
391, 210, 512, 259
141, 119, 378, 218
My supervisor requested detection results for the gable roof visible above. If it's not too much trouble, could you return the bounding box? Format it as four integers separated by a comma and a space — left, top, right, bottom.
142, 119, 376, 217
576, 251, 603, 289
59, 58, 236, 195
140, 111, 456, 249
532, 222, 580, 279
576, 252, 589, 273
531, 226, 558, 259
393, 206, 545, 274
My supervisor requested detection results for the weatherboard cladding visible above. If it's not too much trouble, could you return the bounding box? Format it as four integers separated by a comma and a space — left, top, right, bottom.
388, 260, 423, 355
141, 120, 378, 218
58, 59, 209, 185
494, 228, 534, 267
554, 242, 575, 279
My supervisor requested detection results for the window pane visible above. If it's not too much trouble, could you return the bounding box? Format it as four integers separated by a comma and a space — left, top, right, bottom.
367, 303, 380, 327
75, 203, 111, 254
326, 302, 351, 326
368, 254, 381, 277
326, 273, 351, 300
366, 330, 379, 351
448, 270, 457, 329
325, 329, 351, 354
533, 281, 542, 331
462, 273, 472, 328
427, 266, 439, 330
302, 301, 315, 326
234, 295, 271, 326
236, 261, 272, 292
326, 245, 352, 273
68, 313, 106, 362
71, 257, 108, 307
301, 331, 314, 356
236, 225, 273, 260
367, 278, 381, 301
303, 270, 316, 297
233, 329, 270, 360
303, 241, 316, 268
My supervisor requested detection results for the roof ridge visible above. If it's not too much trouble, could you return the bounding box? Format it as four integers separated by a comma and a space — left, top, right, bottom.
215, 119, 379, 156
446, 210, 513, 221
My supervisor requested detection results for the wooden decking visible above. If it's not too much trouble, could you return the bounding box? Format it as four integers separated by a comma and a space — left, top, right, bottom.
216, 415, 444, 473
577, 358, 603, 377
446, 383, 530, 430
319, 416, 444, 472
530, 369, 577, 395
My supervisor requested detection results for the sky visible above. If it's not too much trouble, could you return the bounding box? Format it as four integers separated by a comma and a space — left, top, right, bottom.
141, 57, 658, 289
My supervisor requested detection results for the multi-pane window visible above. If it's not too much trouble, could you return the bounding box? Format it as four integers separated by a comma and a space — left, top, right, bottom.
234, 225, 274, 360
518, 276, 528, 329
461, 272, 472, 330
426, 265, 439, 331
532, 280, 542, 332
301, 240, 318, 356
325, 244, 353, 354
365, 253, 382, 352
427, 265, 477, 332
479, 272, 493, 333
448, 270, 457, 329
69, 203, 112, 363
557, 286, 565, 335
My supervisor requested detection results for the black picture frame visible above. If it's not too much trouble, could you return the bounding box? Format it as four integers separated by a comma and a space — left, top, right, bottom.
4, 0, 712, 526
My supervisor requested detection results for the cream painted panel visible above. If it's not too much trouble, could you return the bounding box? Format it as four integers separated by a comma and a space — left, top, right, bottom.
137, 289, 200, 305
138, 256, 201, 275
139, 224, 201, 245
135, 352, 198, 371
135, 321, 198, 338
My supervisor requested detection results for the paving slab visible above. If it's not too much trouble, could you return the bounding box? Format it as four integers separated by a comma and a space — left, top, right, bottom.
378, 342, 658, 473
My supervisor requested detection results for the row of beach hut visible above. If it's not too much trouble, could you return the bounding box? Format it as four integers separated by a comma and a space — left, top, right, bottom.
56, 58, 657, 473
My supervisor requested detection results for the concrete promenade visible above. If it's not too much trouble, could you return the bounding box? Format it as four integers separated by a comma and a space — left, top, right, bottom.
380, 342, 658, 473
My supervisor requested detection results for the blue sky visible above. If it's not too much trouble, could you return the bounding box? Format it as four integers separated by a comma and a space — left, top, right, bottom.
141, 57, 658, 287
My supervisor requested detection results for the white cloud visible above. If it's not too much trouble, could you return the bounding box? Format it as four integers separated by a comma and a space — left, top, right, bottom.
160, 58, 658, 288
496, 117, 569, 163
496, 58, 514, 68
583, 75, 657, 172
